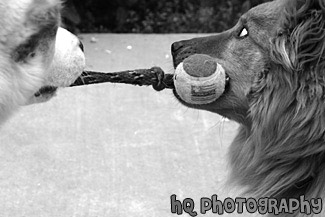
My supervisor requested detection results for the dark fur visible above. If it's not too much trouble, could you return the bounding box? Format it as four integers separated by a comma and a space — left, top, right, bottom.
171, 0, 325, 216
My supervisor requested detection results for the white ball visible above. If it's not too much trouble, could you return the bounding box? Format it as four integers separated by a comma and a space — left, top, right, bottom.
174, 61, 226, 105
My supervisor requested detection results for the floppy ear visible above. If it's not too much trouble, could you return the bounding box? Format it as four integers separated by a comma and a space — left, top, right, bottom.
273, 0, 325, 74
27, 0, 61, 31
233, 0, 325, 199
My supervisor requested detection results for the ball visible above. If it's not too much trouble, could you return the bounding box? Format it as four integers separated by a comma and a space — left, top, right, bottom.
173, 54, 226, 105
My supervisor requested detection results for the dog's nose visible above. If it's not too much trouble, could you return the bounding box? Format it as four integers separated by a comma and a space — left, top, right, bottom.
78, 40, 84, 52
171, 41, 185, 55
171, 40, 196, 67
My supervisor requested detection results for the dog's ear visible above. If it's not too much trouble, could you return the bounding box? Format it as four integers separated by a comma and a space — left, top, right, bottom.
269, 0, 325, 107
27, 0, 61, 31
290, 0, 325, 72
273, 0, 325, 72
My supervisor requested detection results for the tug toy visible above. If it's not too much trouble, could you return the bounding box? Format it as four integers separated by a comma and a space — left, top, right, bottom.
71, 54, 227, 105
71, 67, 174, 91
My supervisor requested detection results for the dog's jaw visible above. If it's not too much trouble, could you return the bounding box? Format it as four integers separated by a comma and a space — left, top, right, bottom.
171, 53, 251, 124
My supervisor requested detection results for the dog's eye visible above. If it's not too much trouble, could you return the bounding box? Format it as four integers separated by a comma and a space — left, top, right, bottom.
238, 27, 249, 38
12, 42, 37, 63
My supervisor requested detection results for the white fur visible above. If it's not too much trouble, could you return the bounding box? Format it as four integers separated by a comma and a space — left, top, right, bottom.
46, 27, 85, 87
0, 0, 85, 125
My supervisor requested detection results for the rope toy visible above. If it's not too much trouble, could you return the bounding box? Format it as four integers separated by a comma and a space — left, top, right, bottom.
70, 67, 174, 91
70, 54, 227, 105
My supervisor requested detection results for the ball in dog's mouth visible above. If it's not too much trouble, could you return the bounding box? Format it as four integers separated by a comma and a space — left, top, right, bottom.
173, 54, 229, 105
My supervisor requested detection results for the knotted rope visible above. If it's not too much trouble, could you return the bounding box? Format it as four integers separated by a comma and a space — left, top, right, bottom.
70, 67, 174, 91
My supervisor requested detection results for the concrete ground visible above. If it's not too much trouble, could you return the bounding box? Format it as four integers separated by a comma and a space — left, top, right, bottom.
0, 34, 255, 217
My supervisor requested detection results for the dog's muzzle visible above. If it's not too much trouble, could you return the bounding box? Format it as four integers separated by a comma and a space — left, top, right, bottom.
173, 54, 229, 105
33, 27, 85, 99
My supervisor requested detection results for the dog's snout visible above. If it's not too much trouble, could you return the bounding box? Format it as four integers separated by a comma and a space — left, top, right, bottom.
171, 40, 196, 67
78, 40, 84, 52
171, 41, 186, 55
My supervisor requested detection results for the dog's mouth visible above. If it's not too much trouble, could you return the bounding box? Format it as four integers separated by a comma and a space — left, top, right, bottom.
172, 54, 230, 106
34, 86, 58, 97
173, 73, 230, 104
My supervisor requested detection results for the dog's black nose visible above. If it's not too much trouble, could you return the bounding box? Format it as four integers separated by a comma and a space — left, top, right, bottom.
171, 41, 185, 55
79, 40, 84, 52
171, 40, 196, 67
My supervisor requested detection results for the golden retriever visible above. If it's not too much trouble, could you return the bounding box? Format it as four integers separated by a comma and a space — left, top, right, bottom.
0, 0, 85, 124
171, 0, 325, 216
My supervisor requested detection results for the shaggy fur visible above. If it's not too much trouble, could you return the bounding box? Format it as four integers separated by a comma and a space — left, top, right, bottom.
171, 0, 325, 216
0, 0, 85, 124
